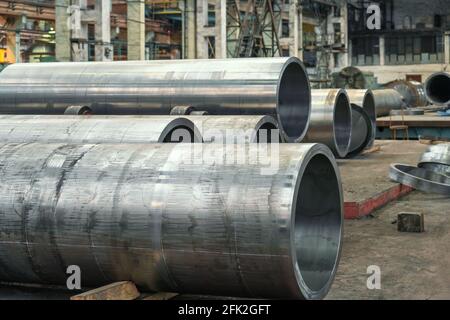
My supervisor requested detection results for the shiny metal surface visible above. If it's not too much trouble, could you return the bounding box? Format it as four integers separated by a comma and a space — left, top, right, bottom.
303, 89, 352, 158
425, 72, 450, 105
418, 144, 450, 177
389, 108, 425, 116
0, 115, 203, 143
0, 142, 343, 299
385, 80, 428, 107
372, 89, 405, 117
419, 163, 450, 177
389, 163, 450, 195
347, 105, 373, 158
0, 58, 311, 142
346, 89, 376, 146
187, 115, 281, 143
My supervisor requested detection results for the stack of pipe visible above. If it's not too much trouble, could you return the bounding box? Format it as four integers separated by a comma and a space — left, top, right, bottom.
0, 58, 348, 300
0, 58, 311, 143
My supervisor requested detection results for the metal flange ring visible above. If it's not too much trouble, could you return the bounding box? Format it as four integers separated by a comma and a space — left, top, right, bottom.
389, 163, 450, 196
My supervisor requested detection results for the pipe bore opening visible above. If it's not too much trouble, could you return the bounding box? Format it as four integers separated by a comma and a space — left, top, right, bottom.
426, 74, 450, 105
333, 93, 352, 157
294, 154, 342, 298
277, 60, 310, 142
362, 92, 376, 124
256, 122, 282, 143
163, 125, 196, 143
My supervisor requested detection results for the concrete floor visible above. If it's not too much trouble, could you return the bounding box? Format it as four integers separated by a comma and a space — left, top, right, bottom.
328, 191, 450, 300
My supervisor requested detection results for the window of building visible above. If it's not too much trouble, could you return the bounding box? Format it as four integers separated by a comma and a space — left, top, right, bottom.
282, 19, 289, 38
385, 34, 444, 65
207, 4, 216, 27
351, 36, 379, 66
206, 36, 215, 58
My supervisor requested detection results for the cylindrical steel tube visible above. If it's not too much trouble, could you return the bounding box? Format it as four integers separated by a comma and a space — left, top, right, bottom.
372, 89, 405, 117
346, 89, 376, 146
347, 105, 373, 158
303, 89, 352, 158
385, 80, 428, 107
0, 115, 203, 143
0, 58, 311, 142
0, 143, 343, 300
425, 72, 450, 105
188, 115, 281, 143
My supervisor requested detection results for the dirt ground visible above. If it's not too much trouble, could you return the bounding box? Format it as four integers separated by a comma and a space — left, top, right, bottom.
328, 191, 450, 300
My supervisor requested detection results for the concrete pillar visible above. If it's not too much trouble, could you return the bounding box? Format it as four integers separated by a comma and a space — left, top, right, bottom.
185, 0, 196, 58
289, 0, 299, 58
127, 0, 146, 60
55, 0, 72, 61
298, 5, 303, 60
95, 0, 112, 61
445, 31, 450, 65
341, 2, 349, 67
217, 0, 226, 58
379, 35, 385, 66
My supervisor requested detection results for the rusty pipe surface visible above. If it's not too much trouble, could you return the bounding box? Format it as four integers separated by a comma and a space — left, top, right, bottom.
372, 89, 405, 117
346, 89, 376, 146
303, 89, 352, 158
187, 115, 282, 143
0, 58, 311, 143
0, 115, 203, 143
0, 142, 343, 300
425, 72, 450, 105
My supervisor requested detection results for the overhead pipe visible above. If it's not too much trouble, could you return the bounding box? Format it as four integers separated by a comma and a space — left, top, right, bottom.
346, 89, 376, 146
0, 115, 203, 144
371, 89, 406, 117
425, 72, 450, 105
187, 115, 282, 143
0, 58, 311, 142
0, 143, 343, 300
303, 89, 352, 158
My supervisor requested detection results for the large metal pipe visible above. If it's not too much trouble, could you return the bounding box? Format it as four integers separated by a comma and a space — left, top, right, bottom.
385, 80, 428, 107
372, 89, 405, 117
303, 89, 352, 158
0, 115, 203, 143
425, 72, 450, 105
347, 105, 373, 158
346, 89, 376, 146
187, 115, 282, 143
0, 58, 311, 142
0, 143, 343, 300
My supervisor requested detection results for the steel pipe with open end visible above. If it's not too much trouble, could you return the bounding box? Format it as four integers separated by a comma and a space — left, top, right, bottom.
0, 115, 203, 143
0, 143, 343, 300
425, 72, 450, 106
346, 89, 376, 146
303, 89, 352, 158
188, 115, 282, 143
0, 58, 311, 142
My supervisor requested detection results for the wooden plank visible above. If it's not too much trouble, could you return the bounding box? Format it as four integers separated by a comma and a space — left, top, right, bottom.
70, 281, 140, 300
142, 292, 179, 300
